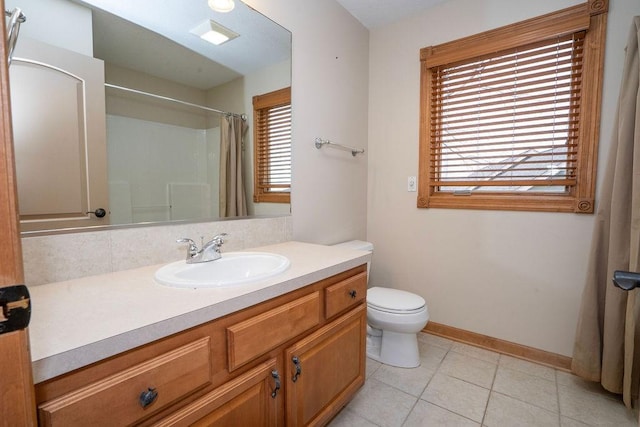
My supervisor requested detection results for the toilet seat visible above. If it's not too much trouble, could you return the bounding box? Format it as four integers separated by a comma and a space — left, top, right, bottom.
367, 287, 426, 314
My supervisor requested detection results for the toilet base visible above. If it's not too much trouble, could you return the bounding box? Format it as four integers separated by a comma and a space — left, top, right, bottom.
367, 329, 421, 368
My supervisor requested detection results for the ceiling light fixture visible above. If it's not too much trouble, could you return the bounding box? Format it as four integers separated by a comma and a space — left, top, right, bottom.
208, 0, 235, 13
190, 20, 239, 46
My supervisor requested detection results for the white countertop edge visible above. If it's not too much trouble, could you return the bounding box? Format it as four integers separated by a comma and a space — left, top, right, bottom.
31, 253, 369, 383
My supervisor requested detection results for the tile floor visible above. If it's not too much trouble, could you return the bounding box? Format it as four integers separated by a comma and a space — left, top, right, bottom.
328, 332, 638, 427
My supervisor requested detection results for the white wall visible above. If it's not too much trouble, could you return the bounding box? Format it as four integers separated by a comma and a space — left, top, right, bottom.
244, 0, 370, 244
6, 0, 93, 56
367, 0, 640, 356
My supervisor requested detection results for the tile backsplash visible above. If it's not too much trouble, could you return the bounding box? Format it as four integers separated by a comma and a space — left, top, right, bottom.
22, 216, 293, 286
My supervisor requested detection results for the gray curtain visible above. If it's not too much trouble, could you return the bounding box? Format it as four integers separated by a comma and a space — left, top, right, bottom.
219, 114, 248, 218
572, 16, 640, 408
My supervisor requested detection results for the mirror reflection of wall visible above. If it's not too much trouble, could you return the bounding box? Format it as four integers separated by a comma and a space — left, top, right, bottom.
6, 0, 291, 232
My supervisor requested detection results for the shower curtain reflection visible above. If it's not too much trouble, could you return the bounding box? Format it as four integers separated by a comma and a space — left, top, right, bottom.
219, 114, 248, 217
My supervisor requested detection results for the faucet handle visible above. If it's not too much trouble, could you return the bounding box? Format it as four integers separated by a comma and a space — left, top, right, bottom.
176, 238, 198, 257
204, 233, 227, 255
177, 237, 196, 246
211, 233, 228, 245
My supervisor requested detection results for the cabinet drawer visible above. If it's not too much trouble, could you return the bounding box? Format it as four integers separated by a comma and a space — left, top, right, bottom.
324, 272, 367, 319
38, 337, 212, 426
227, 292, 320, 371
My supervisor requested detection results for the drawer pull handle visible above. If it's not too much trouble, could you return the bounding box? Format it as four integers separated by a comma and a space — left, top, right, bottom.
139, 387, 158, 409
292, 356, 302, 382
349, 290, 357, 299
271, 370, 281, 398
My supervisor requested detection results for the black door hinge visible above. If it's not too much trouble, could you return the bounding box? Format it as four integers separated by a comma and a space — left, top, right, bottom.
0, 284, 31, 334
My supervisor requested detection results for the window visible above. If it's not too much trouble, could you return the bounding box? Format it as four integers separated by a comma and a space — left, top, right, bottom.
253, 87, 292, 203
418, 1, 607, 213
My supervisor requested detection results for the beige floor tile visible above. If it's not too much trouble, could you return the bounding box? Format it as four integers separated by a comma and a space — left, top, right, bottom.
328, 407, 380, 427
403, 400, 480, 427
558, 383, 636, 427
499, 354, 556, 382
419, 340, 449, 370
353, 341, 636, 427
450, 342, 500, 364
372, 362, 435, 397
366, 357, 382, 379
439, 351, 497, 388
347, 378, 417, 427
421, 372, 490, 423
493, 366, 558, 412
418, 332, 454, 350
484, 392, 560, 427
556, 370, 612, 395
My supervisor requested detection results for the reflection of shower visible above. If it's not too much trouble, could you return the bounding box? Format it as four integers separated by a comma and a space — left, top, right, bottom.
5, 8, 26, 66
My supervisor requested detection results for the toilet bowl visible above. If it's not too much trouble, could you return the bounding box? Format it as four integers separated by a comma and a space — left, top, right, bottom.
332, 240, 430, 368
367, 286, 429, 368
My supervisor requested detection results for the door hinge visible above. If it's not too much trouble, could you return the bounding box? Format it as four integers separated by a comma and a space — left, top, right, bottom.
0, 284, 31, 334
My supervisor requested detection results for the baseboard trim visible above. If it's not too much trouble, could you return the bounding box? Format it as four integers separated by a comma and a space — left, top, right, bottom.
423, 322, 572, 371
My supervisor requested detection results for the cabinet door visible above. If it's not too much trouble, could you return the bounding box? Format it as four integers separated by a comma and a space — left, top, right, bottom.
285, 304, 366, 426
152, 358, 282, 427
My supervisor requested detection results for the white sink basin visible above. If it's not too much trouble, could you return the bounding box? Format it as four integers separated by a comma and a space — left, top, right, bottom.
155, 252, 290, 288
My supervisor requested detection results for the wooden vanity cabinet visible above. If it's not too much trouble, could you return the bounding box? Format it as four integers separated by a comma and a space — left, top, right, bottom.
152, 358, 282, 427
285, 304, 366, 426
34, 265, 367, 427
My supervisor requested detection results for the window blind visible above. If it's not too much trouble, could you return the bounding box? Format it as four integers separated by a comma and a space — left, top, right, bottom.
254, 96, 291, 198
429, 32, 584, 194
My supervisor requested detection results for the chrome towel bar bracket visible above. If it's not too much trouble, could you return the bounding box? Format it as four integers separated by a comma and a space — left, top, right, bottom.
314, 137, 364, 157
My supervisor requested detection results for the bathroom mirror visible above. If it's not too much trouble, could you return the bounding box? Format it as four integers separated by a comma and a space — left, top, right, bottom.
6, 0, 291, 233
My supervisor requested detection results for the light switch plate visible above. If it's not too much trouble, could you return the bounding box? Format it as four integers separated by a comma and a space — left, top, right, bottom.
408, 176, 417, 192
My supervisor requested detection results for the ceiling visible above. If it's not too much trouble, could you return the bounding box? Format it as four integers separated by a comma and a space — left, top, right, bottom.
335, 0, 448, 29
73, 0, 291, 90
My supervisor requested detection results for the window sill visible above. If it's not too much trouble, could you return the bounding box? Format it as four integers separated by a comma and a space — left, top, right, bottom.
417, 192, 593, 213
253, 193, 290, 204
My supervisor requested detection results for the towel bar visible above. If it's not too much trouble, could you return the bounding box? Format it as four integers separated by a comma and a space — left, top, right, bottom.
314, 137, 364, 157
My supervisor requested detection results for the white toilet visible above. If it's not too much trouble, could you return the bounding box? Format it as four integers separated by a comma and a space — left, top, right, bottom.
333, 240, 429, 368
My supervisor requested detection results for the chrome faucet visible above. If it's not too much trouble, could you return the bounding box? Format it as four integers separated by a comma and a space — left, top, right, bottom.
177, 233, 227, 264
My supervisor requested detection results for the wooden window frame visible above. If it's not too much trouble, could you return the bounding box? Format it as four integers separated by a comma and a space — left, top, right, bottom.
253, 87, 291, 204
417, 0, 607, 213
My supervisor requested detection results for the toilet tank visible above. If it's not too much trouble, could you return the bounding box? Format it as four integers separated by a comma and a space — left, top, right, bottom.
332, 240, 373, 282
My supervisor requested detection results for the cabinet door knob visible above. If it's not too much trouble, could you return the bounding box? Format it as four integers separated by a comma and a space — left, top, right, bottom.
271, 370, 281, 398
349, 290, 357, 299
139, 387, 158, 408
87, 208, 107, 218
292, 356, 302, 382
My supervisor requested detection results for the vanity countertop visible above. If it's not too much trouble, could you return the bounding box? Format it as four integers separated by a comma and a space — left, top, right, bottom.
28, 241, 370, 384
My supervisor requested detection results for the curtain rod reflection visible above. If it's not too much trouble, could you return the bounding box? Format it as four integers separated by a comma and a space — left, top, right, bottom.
104, 83, 247, 120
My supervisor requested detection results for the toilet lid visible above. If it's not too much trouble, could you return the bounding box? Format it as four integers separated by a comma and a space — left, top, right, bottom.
367, 287, 426, 313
